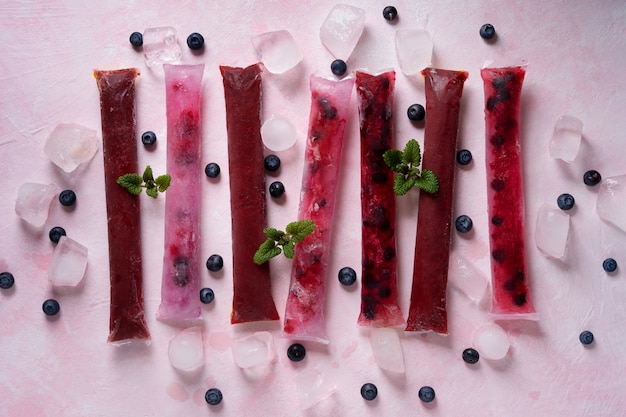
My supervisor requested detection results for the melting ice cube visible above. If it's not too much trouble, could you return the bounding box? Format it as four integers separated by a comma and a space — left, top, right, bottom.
320, 4, 366, 60
15, 183, 58, 227
261, 115, 297, 151
449, 253, 489, 302
168, 327, 205, 372
369, 328, 405, 373
597, 174, 626, 232
473, 323, 510, 360
252, 30, 303, 74
143, 27, 182, 67
395, 29, 433, 76
43, 123, 98, 173
231, 331, 276, 369
296, 368, 337, 410
535, 203, 570, 259
47, 236, 88, 287
549, 115, 583, 162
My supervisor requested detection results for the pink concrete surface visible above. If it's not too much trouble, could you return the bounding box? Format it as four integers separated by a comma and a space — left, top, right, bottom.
0, 1, 625, 416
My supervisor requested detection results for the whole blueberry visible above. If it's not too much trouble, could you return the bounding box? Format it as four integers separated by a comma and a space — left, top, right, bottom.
360, 383, 378, 401
330, 59, 347, 77
0, 272, 15, 289
462, 348, 480, 364
205, 163, 221, 178
455, 215, 473, 233
49, 226, 67, 244
129, 32, 143, 47
141, 131, 157, 146
42, 299, 60, 316
603, 258, 617, 273
269, 181, 285, 198
200, 288, 215, 304
418, 386, 436, 403
338, 267, 357, 286
382, 6, 398, 21
583, 170, 601, 186
407, 103, 425, 121
579, 330, 594, 345
59, 189, 76, 207
456, 149, 473, 166
205, 388, 223, 406
187, 32, 205, 50
287, 343, 306, 362
480, 23, 496, 39
557, 193, 575, 210
206, 254, 224, 272
264, 154, 281, 172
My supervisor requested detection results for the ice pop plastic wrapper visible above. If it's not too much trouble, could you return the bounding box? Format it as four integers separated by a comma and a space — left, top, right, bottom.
94, 68, 150, 343
157, 64, 204, 322
283, 75, 354, 343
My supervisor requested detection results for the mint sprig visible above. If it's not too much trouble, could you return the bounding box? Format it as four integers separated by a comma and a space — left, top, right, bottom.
117, 165, 171, 198
383, 139, 439, 195
253, 220, 315, 264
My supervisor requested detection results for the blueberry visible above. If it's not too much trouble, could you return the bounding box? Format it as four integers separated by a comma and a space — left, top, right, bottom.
0, 272, 15, 290
382, 6, 398, 21
338, 267, 357, 286
287, 343, 306, 362
42, 299, 60, 316
603, 258, 617, 273
49, 226, 67, 244
330, 59, 347, 77
462, 348, 480, 364
360, 383, 378, 401
187, 32, 205, 50
141, 131, 157, 146
269, 181, 285, 198
205, 388, 223, 406
264, 154, 281, 172
480, 23, 496, 40
59, 189, 76, 207
579, 330, 594, 345
407, 103, 425, 121
456, 149, 473, 166
455, 215, 473, 233
129, 32, 143, 47
200, 288, 215, 304
583, 170, 601, 186
557, 193, 575, 210
418, 386, 436, 403
205, 162, 220, 178
206, 254, 224, 272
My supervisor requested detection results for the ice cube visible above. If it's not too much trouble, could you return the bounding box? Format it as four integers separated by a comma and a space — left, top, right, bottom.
449, 253, 489, 302
168, 327, 205, 372
261, 115, 297, 151
43, 123, 98, 173
251, 30, 303, 74
296, 368, 337, 410
395, 29, 433, 76
231, 331, 276, 369
15, 183, 58, 227
473, 323, 510, 360
369, 328, 404, 373
535, 203, 570, 259
597, 174, 626, 232
143, 27, 182, 67
319, 4, 366, 60
47, 236, 88, 287
549, 115, 583, 162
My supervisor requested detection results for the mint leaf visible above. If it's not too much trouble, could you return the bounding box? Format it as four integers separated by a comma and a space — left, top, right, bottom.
143, 165, 154, 182
146, 186, 158, 198
283, 241, 295, 259
263, 227, 285, 241
402, 139, 421, 166
118, 166, 171, 198
383, 149, 403, 171
415, 169, 439, 194
253, 238, 282, 265
117, 173, 143, 195
253, 220, 317, 264
394, 175, 415, 195
155, 174, 171, 192
286, 220, 315, 242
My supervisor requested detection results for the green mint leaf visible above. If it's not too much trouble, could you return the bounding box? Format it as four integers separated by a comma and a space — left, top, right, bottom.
117, 173, 143, 195
263, 227, 285, 241
286, 220, 315, 243
155, 174, 171, 192
393, 175, 415, 196
253, 238, 282, 264
415, 170, 439, 194
383, 149, 403, 170
283, 241, 295, 259
145, 186, 158, 198
402, 139, 421, 166
143, 165, 154, 182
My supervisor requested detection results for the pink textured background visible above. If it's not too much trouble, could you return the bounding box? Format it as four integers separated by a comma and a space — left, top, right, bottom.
1, 1, 625, 416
